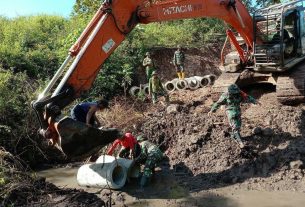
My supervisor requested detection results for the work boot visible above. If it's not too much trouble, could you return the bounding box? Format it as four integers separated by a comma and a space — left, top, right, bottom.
177, 72, 182, 79
237, 140, 245, 148
232, 132, 245, 148
140, 175, 150, 187
181, 72, 185, 79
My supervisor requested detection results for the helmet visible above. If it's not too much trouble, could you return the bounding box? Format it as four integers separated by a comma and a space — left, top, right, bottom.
177, 45, 182, 49
145, 52, 150, 56
227, 84, 240, 94
137, 135, 146, 142
151, 71, 157, 76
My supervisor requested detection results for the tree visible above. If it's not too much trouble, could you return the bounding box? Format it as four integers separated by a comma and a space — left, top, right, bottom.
72, 0, 101, 17
0, 16, 69, 79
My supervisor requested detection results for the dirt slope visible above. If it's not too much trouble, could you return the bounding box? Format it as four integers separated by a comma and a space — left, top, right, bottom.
136, 86, 305, 192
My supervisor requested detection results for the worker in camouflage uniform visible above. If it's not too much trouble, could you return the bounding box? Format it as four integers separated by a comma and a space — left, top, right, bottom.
149, 71, 169, 104
135, 135, 164, 187
208, 84, 259, 148
143, 52, 155, 81
173, 45, 185, 80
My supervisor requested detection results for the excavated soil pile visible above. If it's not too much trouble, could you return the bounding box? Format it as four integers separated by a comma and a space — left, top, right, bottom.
136, 87, 305, 192
0, 148, 105, 207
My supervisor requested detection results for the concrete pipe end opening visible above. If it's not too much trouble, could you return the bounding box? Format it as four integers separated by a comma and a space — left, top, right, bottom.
201, 77, 209, 87
110, 165, 126, 189
165, 81, 175, 92
129, 86, 140, 97
207, 75, 216, 85
175, 80, 188, 90
186, 78, 199, 89
143, 86, 150, 95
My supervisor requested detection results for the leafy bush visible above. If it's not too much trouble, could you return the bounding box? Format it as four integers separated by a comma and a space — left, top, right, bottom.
0, 16, 69, 79
0, 69, 48, 165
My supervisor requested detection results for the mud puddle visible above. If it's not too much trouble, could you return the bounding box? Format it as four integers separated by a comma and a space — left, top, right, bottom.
37, 166, 305, 207
37, 166, 82, 190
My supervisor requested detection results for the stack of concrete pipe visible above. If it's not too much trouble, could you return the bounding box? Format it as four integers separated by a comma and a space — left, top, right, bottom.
164, 74, 216, 92
129, 74, 216, 97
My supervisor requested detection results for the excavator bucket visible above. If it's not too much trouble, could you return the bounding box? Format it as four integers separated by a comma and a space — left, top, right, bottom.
55, 117, 119, 160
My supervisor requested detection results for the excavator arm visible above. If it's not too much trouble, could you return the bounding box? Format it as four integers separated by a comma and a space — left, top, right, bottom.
138, 0, 253, 49
32, 0, 254, 158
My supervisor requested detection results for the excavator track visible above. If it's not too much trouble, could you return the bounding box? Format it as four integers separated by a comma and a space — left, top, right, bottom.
211, 73, 241, 101
276, 63, 305, 105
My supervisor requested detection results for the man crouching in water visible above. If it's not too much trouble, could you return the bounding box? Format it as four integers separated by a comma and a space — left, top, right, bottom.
135, 135, 164, 188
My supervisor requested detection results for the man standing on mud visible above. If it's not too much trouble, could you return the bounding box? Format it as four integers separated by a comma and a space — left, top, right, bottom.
173, 45, 185, 80
143, 52, 155, 82
149, 71, 169, 104
208, 84, 259, 148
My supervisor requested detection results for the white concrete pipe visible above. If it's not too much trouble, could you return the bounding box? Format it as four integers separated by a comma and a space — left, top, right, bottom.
185, 77, 200, 90
193, 76, 210, 88
129, 86, 140, 97
143, 84, 150, 96
204, 74, 217, 85
175, 79, 188, 90
77, 155, 127, 189
165, 78, 178, 92
96, 155, 140, 178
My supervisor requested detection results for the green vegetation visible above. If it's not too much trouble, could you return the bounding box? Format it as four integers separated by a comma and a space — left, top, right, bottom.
0, 69, 45, 165
0, 16, 68, 78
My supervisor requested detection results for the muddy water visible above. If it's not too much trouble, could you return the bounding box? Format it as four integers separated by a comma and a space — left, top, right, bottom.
37, 167, 81, 189
37, 167, 305, 207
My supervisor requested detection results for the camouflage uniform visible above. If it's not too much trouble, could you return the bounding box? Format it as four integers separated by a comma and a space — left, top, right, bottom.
136, 140, 163, 187
173, 47, 185, 79
143, 52, 155, 81
210, 84, 256, 147
149, 72, 169, 104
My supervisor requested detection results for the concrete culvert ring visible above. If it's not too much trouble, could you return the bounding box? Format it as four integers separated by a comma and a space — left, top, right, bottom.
143, 85, 150, 95
129, 86, 140, 97
165, 81, 175, 92
200, 77, 209, 87
206, 74, 216, 85
175, 80, 188, 90
111, 165, 126, 188
185, 78, 200, 90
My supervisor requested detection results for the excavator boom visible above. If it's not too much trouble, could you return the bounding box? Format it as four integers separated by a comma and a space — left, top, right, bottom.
138, 0, 253, 49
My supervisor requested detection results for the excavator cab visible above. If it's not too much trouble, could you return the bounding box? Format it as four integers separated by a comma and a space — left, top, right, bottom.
253, 0, 305, 72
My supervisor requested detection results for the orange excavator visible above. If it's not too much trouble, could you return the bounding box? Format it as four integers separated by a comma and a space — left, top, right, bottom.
32, 0, 305, 158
